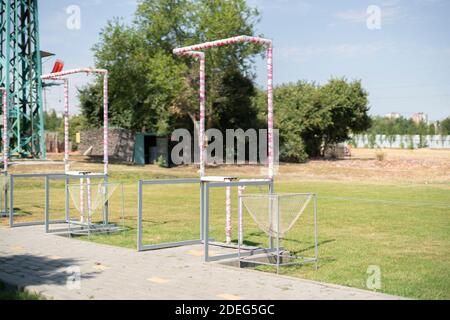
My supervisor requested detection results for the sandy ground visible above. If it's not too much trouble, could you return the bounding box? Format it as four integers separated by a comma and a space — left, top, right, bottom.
6, 148, 450, 185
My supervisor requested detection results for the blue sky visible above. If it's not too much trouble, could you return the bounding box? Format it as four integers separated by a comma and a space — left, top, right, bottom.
41, 0, 450, 121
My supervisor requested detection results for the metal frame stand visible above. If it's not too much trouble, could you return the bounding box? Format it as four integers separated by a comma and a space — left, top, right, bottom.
238, 193, 319, 273
137, 178, 207, 251
0, 171, 8, 217
136, 177, 278, 263
201, 178, 279, 262
7, 172, 122, 236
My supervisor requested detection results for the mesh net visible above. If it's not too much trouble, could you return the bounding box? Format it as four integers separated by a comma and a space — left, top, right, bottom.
68, 182, 120, 223
241, 193, 312, 237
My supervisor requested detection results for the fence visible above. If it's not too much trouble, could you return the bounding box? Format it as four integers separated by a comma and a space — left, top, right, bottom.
351, 135, 450, 149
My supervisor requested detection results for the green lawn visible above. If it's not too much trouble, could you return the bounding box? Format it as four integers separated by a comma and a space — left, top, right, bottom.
3, 170, 450, 300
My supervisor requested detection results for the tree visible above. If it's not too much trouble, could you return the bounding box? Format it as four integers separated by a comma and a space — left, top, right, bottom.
259, 78, 371, 161
44, 109, 63, 133
315, 79, 371, 156
440, 117, 450, 135
80, 0, 261, 135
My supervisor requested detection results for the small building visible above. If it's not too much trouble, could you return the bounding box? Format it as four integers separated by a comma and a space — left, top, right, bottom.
385, 112, 401, 120
78, 128, 170, 166
411, 113, 428, 124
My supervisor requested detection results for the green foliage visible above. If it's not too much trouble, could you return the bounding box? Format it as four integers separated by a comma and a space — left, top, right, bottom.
44, 110, 63, 136
366, 116, 434, 136
80, 0, 261, 135
258, 79, 371, 161
154, 155, 167, 167
317, 79, 371, 154
43, 110, 88, 151
438, 117, 450, 136
368, 133, 377, 149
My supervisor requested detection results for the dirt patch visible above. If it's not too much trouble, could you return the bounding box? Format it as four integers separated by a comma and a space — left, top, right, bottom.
6, 149, 450, 185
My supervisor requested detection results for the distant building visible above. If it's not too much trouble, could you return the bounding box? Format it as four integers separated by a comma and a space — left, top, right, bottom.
385, 112, 401, 119
411, 113, 428, 124
78, 128, 171, 166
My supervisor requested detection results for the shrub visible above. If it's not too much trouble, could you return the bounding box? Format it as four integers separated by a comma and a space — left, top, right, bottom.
375, 149, 386, 161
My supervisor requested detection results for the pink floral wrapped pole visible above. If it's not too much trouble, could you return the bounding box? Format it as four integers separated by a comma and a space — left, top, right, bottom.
1, 88, 7, 172
42, 69, 109, 224
41, 68, 109, 176
173, 35, 274, 178
174, 35, 275, 244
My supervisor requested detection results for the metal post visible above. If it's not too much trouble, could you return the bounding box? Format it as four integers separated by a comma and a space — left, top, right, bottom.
104, 175, 109, 225
44, 175, 49, 233
200, 181, 204, 241
65, 176, 70, 222
238, 195, 243, 268
137, 180, 143, 251
80, 177, 84, 223
203, 183, 209, 262
276, 195, 280, 275
269, 180, 275, 250
314, 194, 319, 270
9, 174, 13, 227
3, 172, 8, 217
225, 184, 232, 244
238, 186, 244, 246
87, 177, 92, 227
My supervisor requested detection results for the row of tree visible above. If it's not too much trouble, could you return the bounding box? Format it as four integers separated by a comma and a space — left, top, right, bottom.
44, 110, 86, 148
75, 0, 372, 163
364, 116, 450, 136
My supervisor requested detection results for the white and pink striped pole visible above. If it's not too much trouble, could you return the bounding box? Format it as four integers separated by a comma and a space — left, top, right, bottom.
172, 51, 206, 176
267, 45, 274, 179
80, 177, 85, 223
63, 79, 70, 173
174, 36, 274, 179
225, 180, 232, 244
174, 36, 274, 244
103, 72, 109, 176
238, 186, 246, 245
42, 68, 109, 176
1, 88, 7, 172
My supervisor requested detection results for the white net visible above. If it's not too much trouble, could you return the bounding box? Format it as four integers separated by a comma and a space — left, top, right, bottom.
68, 181, 120, 223
241, 193, 312, 237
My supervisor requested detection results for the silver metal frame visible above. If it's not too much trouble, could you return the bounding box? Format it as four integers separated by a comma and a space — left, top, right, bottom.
238, 193, 319, 273
0, 171, 8, 217
7, 172, 114, 234
137, 179, 204, 251
65, 180, 125, 236
137, 178, 277, 263
201, 179, 276, 262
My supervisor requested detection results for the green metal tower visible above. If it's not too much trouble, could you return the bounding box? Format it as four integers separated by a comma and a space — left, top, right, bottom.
0, 0, 45, 159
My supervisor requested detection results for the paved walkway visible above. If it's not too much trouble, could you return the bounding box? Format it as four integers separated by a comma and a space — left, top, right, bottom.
0, 226, 403, 300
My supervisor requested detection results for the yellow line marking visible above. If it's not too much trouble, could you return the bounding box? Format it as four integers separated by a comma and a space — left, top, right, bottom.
217, 293, 242, 300
93, 263, 110, 271
186, 249, 218, 257
9, 245, 24, 252
147, 277, 170, 284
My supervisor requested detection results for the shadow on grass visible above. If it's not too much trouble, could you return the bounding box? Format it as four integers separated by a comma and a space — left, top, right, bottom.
289, 239, 336, 255
0, 254, 98, 292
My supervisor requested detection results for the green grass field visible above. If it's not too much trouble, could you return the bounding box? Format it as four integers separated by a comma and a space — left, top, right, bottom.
4, 164, 449, 300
